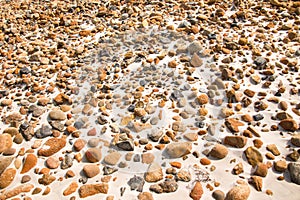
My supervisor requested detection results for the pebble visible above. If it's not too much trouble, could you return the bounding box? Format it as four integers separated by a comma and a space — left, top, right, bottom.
78, 183, 109, 198
73, 139, 86, 151
165, 142, 192, 158
38, 137, 66, 157
291, 134, 300, 147
38, 174, 56, 185
35, 124, 52, 138
45, 157, 60, 169
224, 136, 247, 148
225, 118, 244, 133
254, 163, 268, 177
0, 134, 13, 153
210, 144, 228, 159
212, 190, 225, 200
266, 144, 280, 156
190, 53, 203, 67
21, 154, 37, 174
0, 168, 16, 189
138, 192, 154, 200
190, 181, 203, 200
21, 175, 31, 183
83, 164, 100, 178
48, 110, 66, 121
175, 169, 191, 182
104, 151, 121, 165
288, 162, 300, 185
144, 162, 163, 182
128, 175, 145, 192
85, 148, 102, 163
274, 160, 287, 172
61, 154, 73, 169
250, 176, 263, 191
279, 119, 299, 131
150, 179, 178, 193
63, 182, 78, 196
197, 94, 209, 105
142, 153, 155, 164
225, 181, 250, 200
244, 146, 263, 166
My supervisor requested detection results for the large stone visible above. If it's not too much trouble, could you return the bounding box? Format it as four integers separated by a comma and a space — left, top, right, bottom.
190, 53, 203, 67
190, 181, 203, 200
0, 157, 13, 175
0, 184, 34, 199
38, 137, 66, 157
0, 133, 13, 153
225, 181, 250, 200
78, 183, 108, 198
225, 118, 244, 133
224, 136, 247, 148
85, 148, 102, 163
21, 153, 37, 174
0, 168, 16, 189
210, 144, 228, 159
48, 110, 66, 121
83, 164, 100, 178
244, 146, 263, 166
104, 151, 121, 165
279, 119, 298, 131
144, 162, 163, 182
63, 181, 78, 196
288, 162, 300, 185
38, 174, 56, 185
165, 142, 192, 158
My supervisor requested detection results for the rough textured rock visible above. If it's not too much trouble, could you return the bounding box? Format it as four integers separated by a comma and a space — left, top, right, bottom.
150, 179, 178, 193
83, 165, 100, 178
85, 148, 102, 163
197, 94, 209, 105
63, 182, 78, 196
128, 175, 145, 192
138, 192, 154, 200
145, 162, 163, 182
288, 162, 300, 185
0, 157, 13, 175
78, 183, 109, 198
279, 119, 298, 131
0, 183, 34, 199
225, 118, 244, 133
225, 181, 250, 200
190, 181, 203, 200
254, 163, 268, 177
73, 139, 86, 151
38, 174, 56, 185
244, 146, 263, 166
142, 153, 155, 164
291, 134, 300, 147
165, 142, 192, 158
250, 176, 263, 191
45, 156, 60, 169
0, 168, 16, 189
48, 110, 66, 121
274, 160, 287, 172
210, 144, 228, 159
224, 136, 247, 148
175, 169, 192, 182
0, 133, 13, 153
38, 137, 66, 157
21, 153, 37, 174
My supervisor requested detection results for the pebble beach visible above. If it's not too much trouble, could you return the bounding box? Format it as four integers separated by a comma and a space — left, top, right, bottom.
0, 0, 300, 200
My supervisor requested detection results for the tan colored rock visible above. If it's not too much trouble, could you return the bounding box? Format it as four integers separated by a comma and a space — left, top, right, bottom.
0, 133, 13, 153
244, 146, 263, 166
190, 53, 203, 67
38, 137, 66, 157
145, 162, 163, 182
233, 163, 244, 175
138, 191, 154, 200
104, 151, 121, 165
1, 184, 34, 199
254, 163, 268, 177
74, 139, 86, 151
78, 183, 109, 198
225, 118, 244, 133
142, 153, 155, 164
225, 181, 250, 200
210, 144, 228, 159
190, 181, 203, 200
197, 94, 209, 105
0, 157, 13, 175
165, 142, 192, 158
274, 160, 287, 172
279, 119, 298, 131
38, 174, 56, 185
45, 156, 60, 169
83, 165, 100, 178
266, 144, 280, 156
63, 181, 78, 196
85, 148, 102, 163
250, 176, 263, 191
0, 168, 16, 189
224, 136, 247, 148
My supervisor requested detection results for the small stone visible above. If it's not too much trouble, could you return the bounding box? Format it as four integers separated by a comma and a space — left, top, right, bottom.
244, 146, 263, 166
0, 168, 16, 189
200, 158, 211, 165
61, 154, 73, 169
142, 153, 155, 164
148, 130, 163, 142
266, 144, 280, 156
212, 190, 225, 200
78, 183, 109, 198
233, 163, 244, 175
38, 137, 66, 157
21, 154, 37, 174
197, 94, 209, 105
85, 148, 102, 163
288, 162, 300, 185
225, 181, 250, 200
0, 134, 13, 153
74, 139, 86, 151
244, 89, 255, 97
210, 144, 228, 159
48, 110, 66, 121
190, 53, 203, 67
35, 124, 52, 138
128, 175, 145, 192
274, 160, 287, 172
225, 118, 244, 133
250, 176, 263, 191
188, 41, 202, 55
138, 192, 154, 200
184, 133, 198, 141
172, 121, 187, 132
45, 157, 60, 169
190, 181, 203, 200
224, 136, 247, 148
21, 175, 31, 183
165, 142, 192, 158
250, 74, 261, 84
63, 182, 78, 196
279, 119, 299, 131
175, 169, 191, 182
254, 163, 268, 177
291, 134, 300, 147
38, 174, 56, 185
276, 112, 292, 120
83, 164, 100, 178
116, 140, 134, 151
104, 151, 121, 165
88, 138, 100, 147
134, 108, 147, 117
144, 162, 163, 182
1, 183, 34, 199
279, 101, 288, 110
